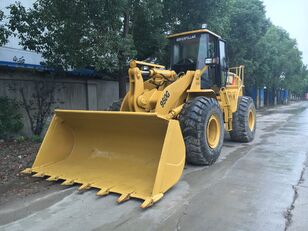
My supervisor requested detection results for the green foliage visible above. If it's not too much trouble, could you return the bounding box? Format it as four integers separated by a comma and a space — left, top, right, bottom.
255, 25, 304, 90
227, 0, 269, 87
163, 0, 231, 37
6, 0, 308, 95
0, 97, 23, 139
31, 135, 42, 143
8, 1, 136, 73
15, 135, 26, 142
159, 0, 232, 65
132, 0, 166, 61
0, 10, 10, 45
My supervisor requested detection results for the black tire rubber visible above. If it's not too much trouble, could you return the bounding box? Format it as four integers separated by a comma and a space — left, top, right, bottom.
229, 96, 256, 142
179, 96, 224, 165
107, 98, 123, 111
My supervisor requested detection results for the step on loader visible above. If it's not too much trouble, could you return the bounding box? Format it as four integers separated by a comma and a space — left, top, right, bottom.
22, 28, 256, 208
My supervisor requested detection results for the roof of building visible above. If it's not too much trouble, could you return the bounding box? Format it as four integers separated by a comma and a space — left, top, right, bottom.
0, 61, 100, 78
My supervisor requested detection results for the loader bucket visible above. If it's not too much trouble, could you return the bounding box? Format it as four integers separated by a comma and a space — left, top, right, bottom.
23, 110, 185, 208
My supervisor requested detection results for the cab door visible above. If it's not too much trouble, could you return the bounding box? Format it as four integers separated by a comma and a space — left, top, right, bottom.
201, 34, 219, 89
218, 40, 228, 86
200, 35, 228, 89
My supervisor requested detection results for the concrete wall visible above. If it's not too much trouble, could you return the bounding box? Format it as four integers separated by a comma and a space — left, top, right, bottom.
0, 68, 120, 136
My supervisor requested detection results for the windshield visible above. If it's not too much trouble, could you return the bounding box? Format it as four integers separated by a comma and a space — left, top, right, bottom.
171, 35, 200, 72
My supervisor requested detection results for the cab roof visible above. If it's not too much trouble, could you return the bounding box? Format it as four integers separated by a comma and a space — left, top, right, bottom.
167, 29, 221, 39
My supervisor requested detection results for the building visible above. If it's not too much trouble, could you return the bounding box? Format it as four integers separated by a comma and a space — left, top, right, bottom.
0, 1, 120, 136
0, 0, 44, 68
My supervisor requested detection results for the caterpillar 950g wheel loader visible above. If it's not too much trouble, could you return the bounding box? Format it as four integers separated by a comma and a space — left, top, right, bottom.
22, 28, 256, 208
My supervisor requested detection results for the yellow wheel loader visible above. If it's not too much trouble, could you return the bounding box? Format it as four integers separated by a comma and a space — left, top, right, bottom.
22, 28, 256, 208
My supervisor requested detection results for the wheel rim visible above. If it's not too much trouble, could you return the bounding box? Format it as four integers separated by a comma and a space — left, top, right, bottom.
206, 114, 221, 149
248, 109, 255, 131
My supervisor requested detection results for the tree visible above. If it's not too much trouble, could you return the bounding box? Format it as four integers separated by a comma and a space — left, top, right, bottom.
156, 0, 232, 66
227, 0, 269, 88
10, 76, 64, 136
7, 0, 308, 98
8, 0, 136, 97
255, 25, 303, 91
163, 0, 231, 37
289, 67, 308, 96
0, 10, 10, 45
132, 0, 166, 61
0, 97, 23, 139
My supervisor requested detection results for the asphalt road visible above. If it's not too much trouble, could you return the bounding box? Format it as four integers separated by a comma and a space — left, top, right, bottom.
1, 101, 308, 231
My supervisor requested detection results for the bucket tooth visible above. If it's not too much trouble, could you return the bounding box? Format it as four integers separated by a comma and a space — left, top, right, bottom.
140, 193, 164, 209
78, 183, 91, 191
33, 172, 45, 177
96, 188, 111, 196
21, 168, 32, 174
117, 193, 133, 203
61, 179, 75, 186
46, 176, 59, 181
141, 198, 153, 209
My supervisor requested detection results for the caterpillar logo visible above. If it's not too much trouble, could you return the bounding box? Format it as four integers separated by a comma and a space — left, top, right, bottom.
176, 35, 196, 42
160, 91, 170, 108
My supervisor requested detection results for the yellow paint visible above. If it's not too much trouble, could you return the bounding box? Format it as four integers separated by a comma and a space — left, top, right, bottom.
131, 60, 165, 69
248, 109, 255, 131
206, 114, 221, 149
28, 110, 185, 207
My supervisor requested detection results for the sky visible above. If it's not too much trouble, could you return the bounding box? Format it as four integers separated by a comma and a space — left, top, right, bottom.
262, 0, 308, 65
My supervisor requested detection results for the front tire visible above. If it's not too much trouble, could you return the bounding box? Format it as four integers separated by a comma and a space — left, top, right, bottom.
179, 97, 224, 165
229, 96, 256, 142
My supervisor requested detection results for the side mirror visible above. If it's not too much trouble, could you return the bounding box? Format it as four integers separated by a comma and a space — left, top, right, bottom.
205, 57, 219, 65
205, 58, 213, 65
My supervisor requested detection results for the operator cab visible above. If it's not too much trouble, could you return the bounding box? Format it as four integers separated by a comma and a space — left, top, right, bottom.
167, 29, 228, 89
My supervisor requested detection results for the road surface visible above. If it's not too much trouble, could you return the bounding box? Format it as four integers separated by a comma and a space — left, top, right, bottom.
0, 101, 308, 231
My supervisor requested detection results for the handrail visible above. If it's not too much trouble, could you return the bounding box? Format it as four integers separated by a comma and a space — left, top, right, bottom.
228, 65, 245, 84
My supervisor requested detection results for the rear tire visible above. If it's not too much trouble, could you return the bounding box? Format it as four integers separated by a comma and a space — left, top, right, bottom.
179, 97, 224, 165
229, 96, 256, 142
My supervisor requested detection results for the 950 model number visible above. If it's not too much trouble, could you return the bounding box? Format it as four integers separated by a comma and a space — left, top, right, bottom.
160, 91, 170, 108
